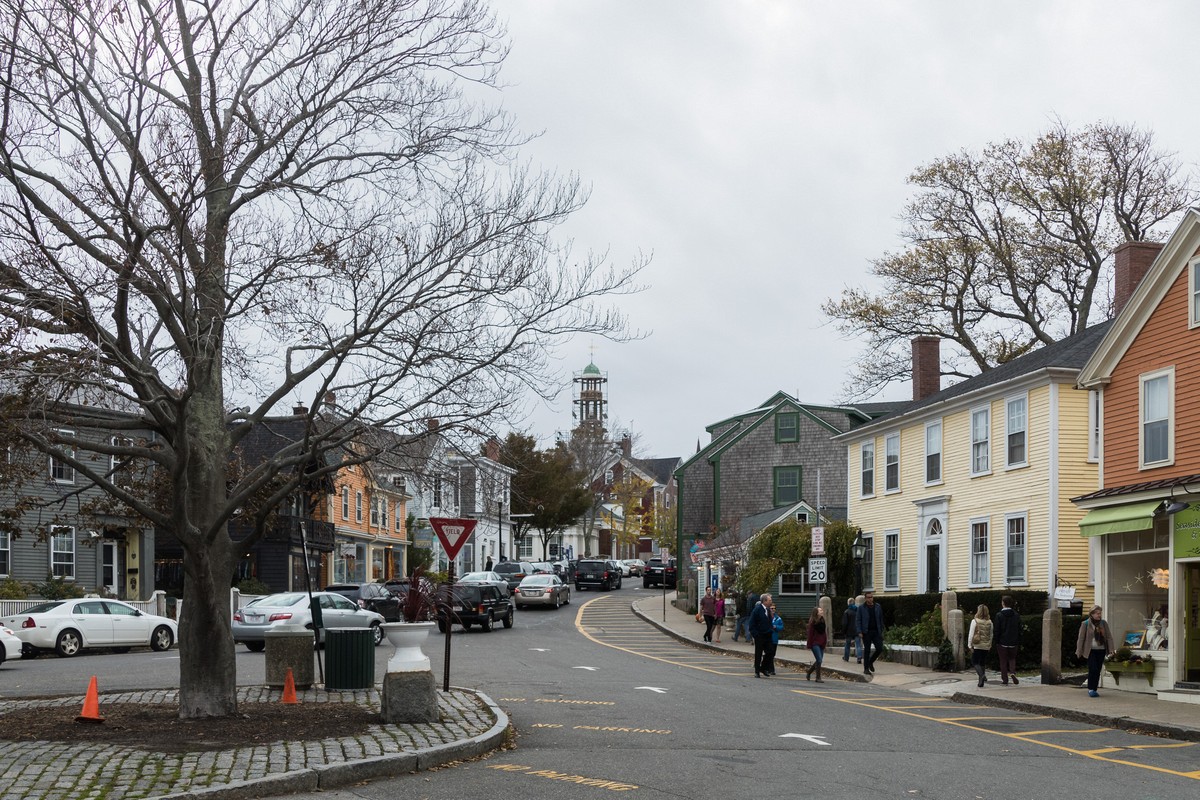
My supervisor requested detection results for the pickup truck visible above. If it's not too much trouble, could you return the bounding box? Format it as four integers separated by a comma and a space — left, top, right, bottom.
642, 557, 677, 589
574, 559, 622, 591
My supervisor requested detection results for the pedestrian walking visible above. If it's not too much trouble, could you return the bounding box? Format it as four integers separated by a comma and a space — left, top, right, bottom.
484, 555, 493, 572
805, 606, 827, 682
967, 604, 993, 688
699, 587, 717, 643
1075, 605, 1115, 697
994, 595, 1020, 685
766, 599, 783, 676
749, 593, 774, 677
856, 590, 885, 674
841, 597, 862, 663
713, 590, 726, 643
736, 590, 759, 642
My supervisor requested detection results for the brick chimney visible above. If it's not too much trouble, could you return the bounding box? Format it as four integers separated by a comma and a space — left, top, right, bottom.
484, 436, 501, 462
619, 434, 632, 458
323, 391, 336, 407
912, 336, 941, 402
292, 404, 309, 416
425, 417, 439, 432
1113, 241, 1164, 316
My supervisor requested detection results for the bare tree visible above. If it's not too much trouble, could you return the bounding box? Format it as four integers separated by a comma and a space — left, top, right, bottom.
0, 0, 640, 718
824, 120, 1194, 398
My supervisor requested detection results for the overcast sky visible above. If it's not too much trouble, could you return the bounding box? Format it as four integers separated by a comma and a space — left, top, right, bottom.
491, 1, 1195, 459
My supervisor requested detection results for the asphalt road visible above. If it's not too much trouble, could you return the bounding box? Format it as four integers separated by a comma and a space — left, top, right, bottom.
5, 583, 1199, 798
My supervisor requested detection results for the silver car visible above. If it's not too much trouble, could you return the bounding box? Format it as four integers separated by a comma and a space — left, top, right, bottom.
231, 591, 385, 651
514, 574, 571, 609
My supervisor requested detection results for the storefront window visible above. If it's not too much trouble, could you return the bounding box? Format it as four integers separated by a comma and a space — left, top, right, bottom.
333, 542, 367, 583
1106, 525, 1169, 646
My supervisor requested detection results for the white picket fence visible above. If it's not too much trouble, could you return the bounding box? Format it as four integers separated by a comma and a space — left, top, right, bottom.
0, 589, 263, 623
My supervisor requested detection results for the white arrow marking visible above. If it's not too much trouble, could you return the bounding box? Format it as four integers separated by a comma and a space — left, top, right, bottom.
574, 666, 598, 671
529, 648, 549, 652
780, 733, 830, 746
635, 686, 668, 694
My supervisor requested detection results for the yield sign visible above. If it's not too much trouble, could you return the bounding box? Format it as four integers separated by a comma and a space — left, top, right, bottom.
429, 517, 477, 559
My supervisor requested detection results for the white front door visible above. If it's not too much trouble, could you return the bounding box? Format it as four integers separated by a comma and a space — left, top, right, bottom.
102, 541, 119, 596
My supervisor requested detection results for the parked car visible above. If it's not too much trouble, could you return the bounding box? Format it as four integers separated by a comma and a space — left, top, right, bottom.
623, 559, 646, 577
1, 625, 23, 666
323, 582, 402, 621
459, 571, 512, 597
530, 561, 555, 575
437, 582, 515, 632
1, 599, 177, 658
574, 559, 622, 591
514, 574, 571, 609
549, 559, 571, 576
231, 591, 385, 651
492, 561, 537, 591
615, 560, 632, 577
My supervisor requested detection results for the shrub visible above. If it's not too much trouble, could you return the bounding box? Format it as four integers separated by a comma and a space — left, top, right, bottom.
236, 578, 271, 596
887, 606, 944, 647
34, 575, 87, 600
0, 576, 31, 599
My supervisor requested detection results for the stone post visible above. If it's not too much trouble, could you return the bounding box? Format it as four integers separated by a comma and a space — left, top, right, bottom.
948, 608, 964, 671
940, 590, 958, 639
1042, 607, 1063, 685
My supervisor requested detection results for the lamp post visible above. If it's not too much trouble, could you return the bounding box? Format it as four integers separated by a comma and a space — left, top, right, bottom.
851, 528, 867, 596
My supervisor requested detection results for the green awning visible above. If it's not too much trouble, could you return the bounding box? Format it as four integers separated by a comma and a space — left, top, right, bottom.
1078, 500, 1161, 537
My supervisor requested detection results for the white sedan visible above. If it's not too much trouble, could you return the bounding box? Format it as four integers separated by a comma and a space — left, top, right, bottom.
1, 625, 23, 665
1, 599, 177, 657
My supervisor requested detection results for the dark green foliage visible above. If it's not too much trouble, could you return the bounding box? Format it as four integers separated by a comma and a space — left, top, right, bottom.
935, 638, 955, 671
34, 575, 86, 600
887, 606, 944, 647
0, 576, 30, 599
236, 578, 271, 596
408, 546, 434, 576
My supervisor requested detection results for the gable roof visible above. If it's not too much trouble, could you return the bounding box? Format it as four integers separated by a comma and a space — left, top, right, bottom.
1078, 209, 1200, 386
836, 320, 1112, 439
632, 456, 680, 485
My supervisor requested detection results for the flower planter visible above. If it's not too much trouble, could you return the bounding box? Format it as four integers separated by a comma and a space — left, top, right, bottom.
1105, 661, 1155, 687
380, 621, 434, 673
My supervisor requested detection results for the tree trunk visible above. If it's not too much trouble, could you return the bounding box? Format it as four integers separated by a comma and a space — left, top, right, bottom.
179, 535, 238, 718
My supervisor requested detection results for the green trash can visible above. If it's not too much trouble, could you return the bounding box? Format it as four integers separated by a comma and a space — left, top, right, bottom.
324, 627, 375, 690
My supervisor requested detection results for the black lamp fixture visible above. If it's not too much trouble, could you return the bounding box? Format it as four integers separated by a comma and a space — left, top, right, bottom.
1155, 488, 1190, 516
851, 529, 867, 562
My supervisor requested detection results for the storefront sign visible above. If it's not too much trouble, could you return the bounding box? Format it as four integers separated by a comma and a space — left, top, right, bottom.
1172, 506, 1200, 558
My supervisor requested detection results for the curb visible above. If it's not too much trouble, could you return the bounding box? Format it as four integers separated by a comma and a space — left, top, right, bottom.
154, 688, 510, 800
949, 691, 1200, 742
628, 599, 870, 683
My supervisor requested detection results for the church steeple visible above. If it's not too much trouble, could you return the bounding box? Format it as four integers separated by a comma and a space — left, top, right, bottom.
573, 353, 608, 435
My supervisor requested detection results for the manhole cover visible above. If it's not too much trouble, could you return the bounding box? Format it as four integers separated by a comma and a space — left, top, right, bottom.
921, 677, 963, 686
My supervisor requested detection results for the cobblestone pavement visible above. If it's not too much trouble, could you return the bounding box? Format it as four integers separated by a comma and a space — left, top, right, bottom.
0, 686, 507, 800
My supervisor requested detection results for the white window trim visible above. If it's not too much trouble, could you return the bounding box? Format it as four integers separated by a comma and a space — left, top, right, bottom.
1139, 367, 1175, 469
924, 419, 943, 486
1190, 257, 1200, 329
1004, 511, 1028, 586
1004, 393, 1029, 470
883, 529, 900, 591
0, 529, 9, 577
50, 525, 75, 580
50, 429, 76, 485
860, 532, 875, 592
779, 571, 820, 596
970, 406, 991, 477
355, 491, 363, 523
968, 516, 990, 588
884, 433, 900, 494
1087, 389, 1101, 463
341, 487, 350, 520
859, 440, 875, 498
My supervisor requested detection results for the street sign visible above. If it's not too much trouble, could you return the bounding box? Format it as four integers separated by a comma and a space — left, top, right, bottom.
429, 517, 477, 559
808, 556, 828, 584
811, 526, 825, 556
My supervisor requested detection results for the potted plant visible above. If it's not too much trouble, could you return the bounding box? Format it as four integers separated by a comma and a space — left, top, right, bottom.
1105, 646, 1156, 686
379, 569, 439, 672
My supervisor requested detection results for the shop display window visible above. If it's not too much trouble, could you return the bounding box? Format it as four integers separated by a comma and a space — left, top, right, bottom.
1106, 526, 1168, 647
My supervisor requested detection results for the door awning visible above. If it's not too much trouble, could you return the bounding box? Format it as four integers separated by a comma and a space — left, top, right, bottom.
1077, 500, 1161, 537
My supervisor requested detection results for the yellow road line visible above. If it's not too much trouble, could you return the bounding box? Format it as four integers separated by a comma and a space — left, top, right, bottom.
1127, 742, 1196, 750
789, 689, 1198, 781
938, 715, 1050, 721
1017, 728, 1110, 736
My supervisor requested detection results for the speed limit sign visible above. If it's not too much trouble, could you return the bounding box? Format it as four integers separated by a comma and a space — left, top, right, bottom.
808, 556, 828, 584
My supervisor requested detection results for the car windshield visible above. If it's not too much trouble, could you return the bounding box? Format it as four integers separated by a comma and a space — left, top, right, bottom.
520, 576, 554, 586
252, 593, 306, 607
492, 563, 520, 573
461, 572, 496, 582
21, 601, 65, 615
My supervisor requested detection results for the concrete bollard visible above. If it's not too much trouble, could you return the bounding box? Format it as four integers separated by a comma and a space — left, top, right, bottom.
940, 590, 958, 639
948, 608, 964, 671
1042, 607, 1063, 685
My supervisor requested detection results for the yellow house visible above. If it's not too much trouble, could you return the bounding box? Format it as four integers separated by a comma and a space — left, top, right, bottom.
832, 329, 1108, 606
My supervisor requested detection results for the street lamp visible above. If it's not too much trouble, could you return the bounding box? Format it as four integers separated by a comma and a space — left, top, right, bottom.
851, 528, 867, 596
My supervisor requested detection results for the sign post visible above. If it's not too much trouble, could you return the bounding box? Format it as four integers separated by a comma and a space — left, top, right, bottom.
429, 517, 477, 692
808, 556, 828, 586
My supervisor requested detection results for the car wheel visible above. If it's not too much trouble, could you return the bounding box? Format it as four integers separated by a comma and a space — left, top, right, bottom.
55, 629, 83, 658
554, 593, 561, 609
462, 621, 472, 630
244, 641, 266, 652
564, 588, 571, 605
480, 611, 493, 632
643, 580, 651, 589
370, 622, 383, 646
575, 583, 583, 592
503, 607, 514, 629
150, 625, 174, 652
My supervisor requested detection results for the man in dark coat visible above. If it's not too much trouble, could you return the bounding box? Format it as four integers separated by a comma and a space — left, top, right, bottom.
748, 593, 774, 677
994, 595, 1020, 685
855, 590, 885, 675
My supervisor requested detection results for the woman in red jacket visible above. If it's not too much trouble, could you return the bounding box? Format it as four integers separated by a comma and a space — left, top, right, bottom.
805, 606, 828, 682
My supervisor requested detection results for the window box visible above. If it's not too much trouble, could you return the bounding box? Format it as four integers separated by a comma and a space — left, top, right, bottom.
1104, 659, 1155, 687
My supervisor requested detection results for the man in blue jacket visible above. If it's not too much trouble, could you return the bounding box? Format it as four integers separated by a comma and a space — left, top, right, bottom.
855, 590, 885, 675
748, 593, 774, 678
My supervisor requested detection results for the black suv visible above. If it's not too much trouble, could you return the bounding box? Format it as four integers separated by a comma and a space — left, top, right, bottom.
574, 559, 622, 591
437, 582, 515, 632
492, 561, 537, 591
324, 582, 402, 622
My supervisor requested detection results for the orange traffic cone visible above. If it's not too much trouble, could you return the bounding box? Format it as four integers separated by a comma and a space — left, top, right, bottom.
76, 675, 104, 724
281, 668, 299, 705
